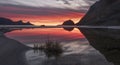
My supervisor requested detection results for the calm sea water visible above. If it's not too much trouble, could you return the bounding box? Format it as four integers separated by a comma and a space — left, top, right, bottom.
4, 28, 113, 65
5, 28, 85, 47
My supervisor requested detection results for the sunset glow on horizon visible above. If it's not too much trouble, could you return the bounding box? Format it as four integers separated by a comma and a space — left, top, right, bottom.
2, 12, 84, 25
0, 0, 97, 25
6, 28, 85, 44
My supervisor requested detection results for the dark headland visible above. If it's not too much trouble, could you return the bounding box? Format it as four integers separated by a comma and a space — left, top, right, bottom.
77, 0, 120, 65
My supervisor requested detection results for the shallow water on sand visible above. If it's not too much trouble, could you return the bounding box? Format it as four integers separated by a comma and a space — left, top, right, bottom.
4, 28, 114, 65
25, 41, 112, 65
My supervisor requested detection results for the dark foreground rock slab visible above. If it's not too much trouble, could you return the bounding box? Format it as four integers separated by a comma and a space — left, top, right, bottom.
0, 34, 31, 65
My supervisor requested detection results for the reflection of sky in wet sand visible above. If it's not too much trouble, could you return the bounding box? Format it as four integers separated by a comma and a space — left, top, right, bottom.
5, 28, 84, 46
26, 40, 113, 65
4, 28, 114, 65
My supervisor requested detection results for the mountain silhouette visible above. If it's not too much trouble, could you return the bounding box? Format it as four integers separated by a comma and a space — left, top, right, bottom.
77, 0, 120, 26
77, 0, 120, 65
0, 17, 32, 25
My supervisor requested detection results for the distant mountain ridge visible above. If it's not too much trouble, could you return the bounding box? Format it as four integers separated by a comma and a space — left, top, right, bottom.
0, 17, 32, 25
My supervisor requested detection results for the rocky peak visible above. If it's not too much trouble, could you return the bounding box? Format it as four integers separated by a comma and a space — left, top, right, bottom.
77, 0, 120, 26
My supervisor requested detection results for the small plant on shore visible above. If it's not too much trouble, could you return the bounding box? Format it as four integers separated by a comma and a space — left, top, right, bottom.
33, 40, 63, 59
44, 40, 63, 59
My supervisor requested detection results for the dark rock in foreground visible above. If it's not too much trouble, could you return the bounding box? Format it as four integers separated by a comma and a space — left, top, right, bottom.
0, 34, 31, 65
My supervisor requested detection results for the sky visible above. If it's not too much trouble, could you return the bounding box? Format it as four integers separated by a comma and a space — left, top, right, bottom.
0, 0, 97, 25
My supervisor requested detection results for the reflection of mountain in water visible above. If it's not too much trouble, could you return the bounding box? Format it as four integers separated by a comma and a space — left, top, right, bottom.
79, 28, 120, 65
0, 17, 34, 33
3, 26, 113, 65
